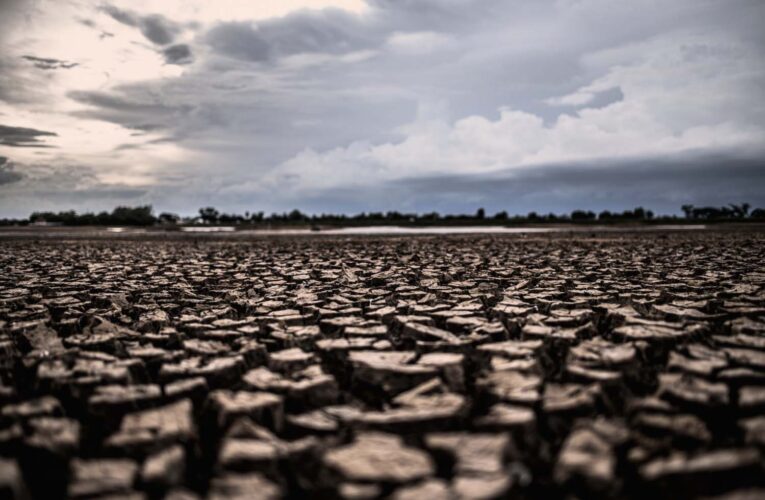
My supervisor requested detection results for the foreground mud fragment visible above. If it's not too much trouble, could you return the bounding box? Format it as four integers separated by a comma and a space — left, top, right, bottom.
323, 432, 434, 485
0, 230, 764, 498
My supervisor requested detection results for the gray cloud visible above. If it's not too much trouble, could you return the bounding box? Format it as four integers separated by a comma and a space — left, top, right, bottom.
0, 158, 149, 217
162, 44, 192, 65
31, 187, 148, 200
68, 89, 194, 131
203, 0, 492, 64
0, 0, 25, 44
101, 4, 178, 45
0, 57, 53, 105
206, 22, 270, 62
21, 55, 78, 70
140, 15, 175, 45
0, 124, 57, 147
101, 4, 136, 26
207, 8, 375, 62
0, 156, 23, 185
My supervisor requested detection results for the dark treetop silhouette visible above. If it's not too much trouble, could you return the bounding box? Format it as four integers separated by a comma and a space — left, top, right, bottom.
1, 203, 762, 227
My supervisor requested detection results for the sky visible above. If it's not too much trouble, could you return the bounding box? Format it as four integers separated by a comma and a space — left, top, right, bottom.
0, 0, 764, 217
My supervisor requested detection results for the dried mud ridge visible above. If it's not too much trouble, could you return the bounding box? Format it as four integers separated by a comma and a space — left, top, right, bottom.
1, 233, 764, 499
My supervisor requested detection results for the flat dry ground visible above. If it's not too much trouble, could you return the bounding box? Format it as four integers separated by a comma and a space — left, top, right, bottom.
0, 230, 764, 499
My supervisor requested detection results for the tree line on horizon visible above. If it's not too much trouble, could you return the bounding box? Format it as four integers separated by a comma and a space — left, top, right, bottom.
0, 203, 762, 227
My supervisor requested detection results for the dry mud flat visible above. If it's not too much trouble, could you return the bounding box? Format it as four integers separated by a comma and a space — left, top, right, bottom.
0, 231, 764, 499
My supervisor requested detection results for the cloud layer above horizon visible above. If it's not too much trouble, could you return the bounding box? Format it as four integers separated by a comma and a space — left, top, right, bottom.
1, 0, 764, 217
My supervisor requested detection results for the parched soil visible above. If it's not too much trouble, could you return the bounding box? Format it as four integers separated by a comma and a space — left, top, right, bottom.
0, 231, 764, 499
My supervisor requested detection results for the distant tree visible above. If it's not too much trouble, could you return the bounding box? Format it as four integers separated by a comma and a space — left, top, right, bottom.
199, 207, 220, 224
698, 206, 737, 220
96, 211, 111, 225
681, 204, 694, 219
0, 218, 27, 226
23, 202, 757, 227
288, 209, 306, 222
158, 212, 180, 225
729, 203, 750, 218
110, 206, 155, 226
219, 212, 243, 224
571, 210, 595, 221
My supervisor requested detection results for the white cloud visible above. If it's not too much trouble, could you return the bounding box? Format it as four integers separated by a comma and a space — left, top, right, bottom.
272, 31, 765, 194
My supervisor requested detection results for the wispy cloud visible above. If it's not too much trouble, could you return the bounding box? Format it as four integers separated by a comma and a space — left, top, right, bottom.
0, 124, 57, 148
21, 55, 78, 70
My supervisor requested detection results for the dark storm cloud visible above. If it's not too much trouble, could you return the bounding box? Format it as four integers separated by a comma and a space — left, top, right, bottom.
0, 156, 23, 185
380, 153, 765, 215
0, 124, 57, 148
261, 153, 765, 216
162, 44, 192, 65
21, 55, 78, 70
100, 4, 177, 45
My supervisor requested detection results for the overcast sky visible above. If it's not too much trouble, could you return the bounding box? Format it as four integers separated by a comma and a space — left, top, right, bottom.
1, 0, 764, 217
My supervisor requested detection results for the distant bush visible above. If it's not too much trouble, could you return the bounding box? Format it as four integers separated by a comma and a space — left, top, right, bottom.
0, 218, 28, 226
681, 203, 750, 220
30, 206, 157, 226
598, 207, 654, 221
571, 210, 596, 221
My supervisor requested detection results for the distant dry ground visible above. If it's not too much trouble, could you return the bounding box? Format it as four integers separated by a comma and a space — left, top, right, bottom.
1, 231, 764, 499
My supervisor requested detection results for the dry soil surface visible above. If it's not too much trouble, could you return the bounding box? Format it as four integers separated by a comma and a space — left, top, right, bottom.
0, 231, 764, 499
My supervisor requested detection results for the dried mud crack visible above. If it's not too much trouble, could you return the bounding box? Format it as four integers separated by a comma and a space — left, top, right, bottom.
1, 231, 764, 499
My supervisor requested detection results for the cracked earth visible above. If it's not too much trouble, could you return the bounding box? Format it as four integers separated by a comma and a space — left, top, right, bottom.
0, 231, 764, 499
